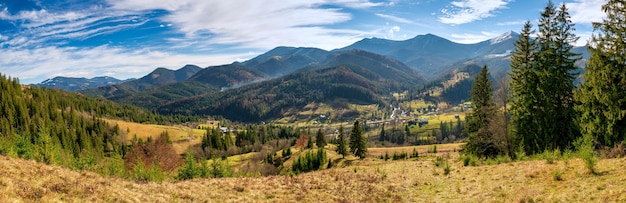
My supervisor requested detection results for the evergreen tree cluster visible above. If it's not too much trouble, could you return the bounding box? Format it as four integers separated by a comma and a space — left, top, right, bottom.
378, 124, 406, 145
0, 74, 123, 169
576, 0, 626, 148
467, 0, 626, 158
201, 127, 234, 152
291, 148, 328, 174
509, 1, 581, 154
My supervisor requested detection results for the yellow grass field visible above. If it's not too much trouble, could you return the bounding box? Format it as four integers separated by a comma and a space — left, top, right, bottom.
2, 153, 625, 202
104, 119, 205, 154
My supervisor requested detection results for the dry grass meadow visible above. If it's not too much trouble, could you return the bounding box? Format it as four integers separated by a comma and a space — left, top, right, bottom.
2, 148, 626, 202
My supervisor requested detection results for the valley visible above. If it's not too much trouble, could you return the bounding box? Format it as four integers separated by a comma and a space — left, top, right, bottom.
3, 0, 625, 200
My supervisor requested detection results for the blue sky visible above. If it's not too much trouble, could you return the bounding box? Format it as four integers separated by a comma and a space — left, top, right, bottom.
0, 0, 606, 84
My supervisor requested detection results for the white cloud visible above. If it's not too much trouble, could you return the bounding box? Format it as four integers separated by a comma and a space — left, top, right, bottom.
0, 7, 145, 48
439, 0, 510, 25
449, 31, 499, 44
496, 20, 525, 26
567, 0, 607, 24
376, 13, 413, 24
0, 45, 256, 84
387, 25, 401, 38
106, 0, 379, 50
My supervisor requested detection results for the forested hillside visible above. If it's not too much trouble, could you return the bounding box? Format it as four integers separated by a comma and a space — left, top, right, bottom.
107, 64, 265, 110
159, 64, 409, 122
0, 74, 197, 170
79, 65, 202, 98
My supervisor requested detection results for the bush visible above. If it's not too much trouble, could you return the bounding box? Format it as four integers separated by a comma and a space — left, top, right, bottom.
130, 160, 166, 182
562, 149, 574, 167
433, 156, 445, 167
392, 151, 407, 160
410, 148, 419, 158
575, 134, 597, 174
552, 169, 563, 181
176, 152, 199, 180
541, 149, 560, 164
428, 145, 438, 154
461, 155, 478, 166
443, 161, 451, 175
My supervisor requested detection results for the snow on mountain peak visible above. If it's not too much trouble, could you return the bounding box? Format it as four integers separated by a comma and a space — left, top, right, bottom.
490, 31, 515, 45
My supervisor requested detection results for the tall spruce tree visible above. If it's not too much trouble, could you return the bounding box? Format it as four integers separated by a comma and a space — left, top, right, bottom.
315, 128, 326, 148
510, 1, 581, 154
349, 120, 367, 159
536, 1, 581, 151
464, 65, 498, 157
510, 21, 541, 154
336, 126, 348, 158
577, 0, 626, 147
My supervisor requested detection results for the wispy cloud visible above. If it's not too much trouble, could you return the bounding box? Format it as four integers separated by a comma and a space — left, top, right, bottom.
496, 20, 525, 26
566, 0, 607, 24
439, 0, 510, 25
0, 45, 256, 84
107, 0, 380, 50
376, 13, 413, 24
0, 6, 146, 48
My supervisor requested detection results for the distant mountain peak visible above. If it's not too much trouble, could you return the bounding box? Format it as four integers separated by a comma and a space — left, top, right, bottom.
490, 31, 518, 45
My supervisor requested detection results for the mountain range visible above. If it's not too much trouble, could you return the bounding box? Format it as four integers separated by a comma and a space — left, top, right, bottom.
33, 76, 135, 92
35, 31, 589, 122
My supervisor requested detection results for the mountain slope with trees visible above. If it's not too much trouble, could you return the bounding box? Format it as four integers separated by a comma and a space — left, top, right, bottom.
34, 76, 134, 92
79, 64, 202, 98
159, 62, 421, 122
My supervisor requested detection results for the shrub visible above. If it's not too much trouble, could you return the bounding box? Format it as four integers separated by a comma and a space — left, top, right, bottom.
575, 134, 597, 174
176, 152, 199, 181
210, 158, 233, 178
433, 156, 445, 167
428, 145, 438, 153
541, 149, 560, 164
514, 145, 527, 161
410, 148, 419, 158
375, 167, 388, 180
443, 161, 451, 175
130, 160, 166, 182
552, 169, 563, 181
461, 154, 478, 166
392, 151, 407, 160
562, 149, 574, 167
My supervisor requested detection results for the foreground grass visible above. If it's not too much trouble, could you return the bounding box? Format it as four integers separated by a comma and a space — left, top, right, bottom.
2, 154, 625, 202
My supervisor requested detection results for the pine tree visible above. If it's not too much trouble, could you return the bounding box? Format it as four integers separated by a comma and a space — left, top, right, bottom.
536, 1, 581, 151
577, 0, 626, 147
464, 65, 498, 157
336, 126, 348, 158
350, 120, 367, 158
510, 1, 581, 154
315, 128, 326, 148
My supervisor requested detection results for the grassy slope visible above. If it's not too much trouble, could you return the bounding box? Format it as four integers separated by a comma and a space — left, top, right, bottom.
2, 153, 625, 202
104, 119, 206, 154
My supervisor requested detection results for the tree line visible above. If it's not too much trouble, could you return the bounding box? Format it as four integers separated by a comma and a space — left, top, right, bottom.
464, 1, 625, 162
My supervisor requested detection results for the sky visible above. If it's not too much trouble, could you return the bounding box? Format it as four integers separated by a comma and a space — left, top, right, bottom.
0, 0, 607, 84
